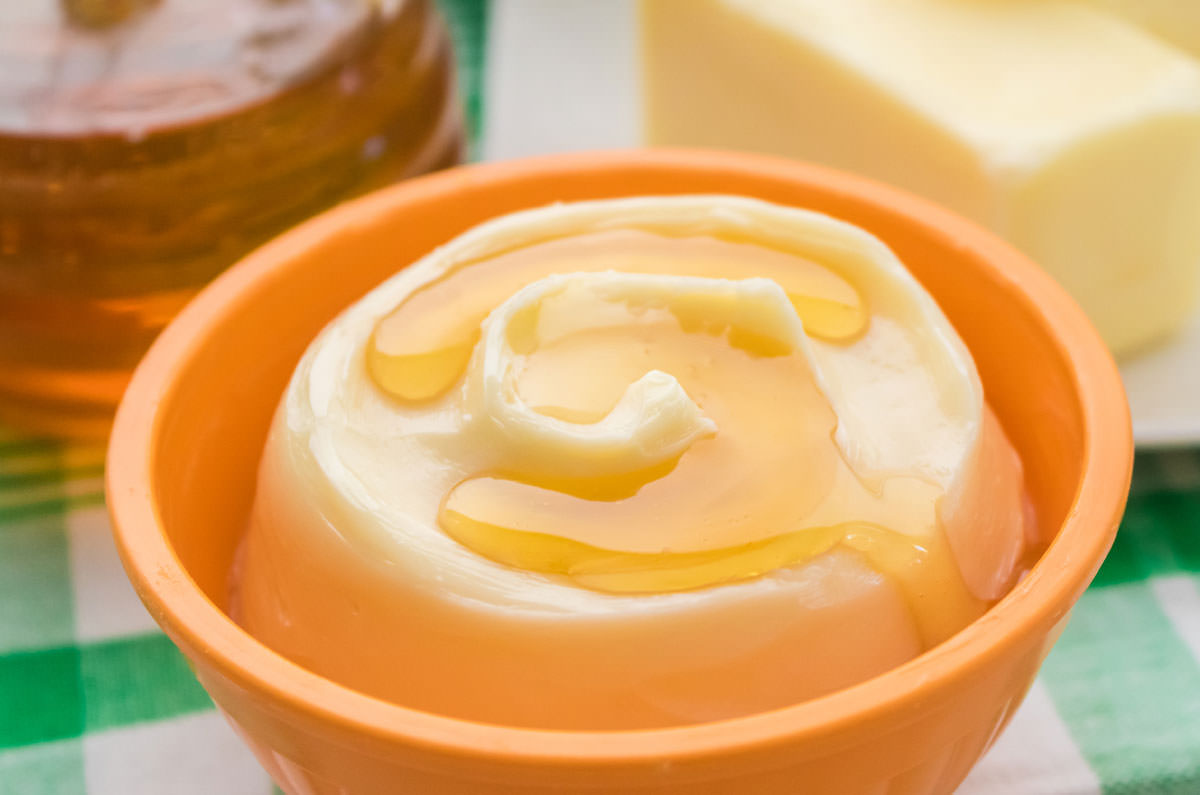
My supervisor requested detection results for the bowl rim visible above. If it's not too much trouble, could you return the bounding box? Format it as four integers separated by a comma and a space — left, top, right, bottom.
106, 148, 1132, 766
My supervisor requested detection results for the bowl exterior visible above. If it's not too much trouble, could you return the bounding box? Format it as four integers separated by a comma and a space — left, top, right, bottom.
183, 615, 1066, 794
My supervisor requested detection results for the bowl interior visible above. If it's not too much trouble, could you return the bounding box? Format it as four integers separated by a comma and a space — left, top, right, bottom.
149, 153, 1086, 646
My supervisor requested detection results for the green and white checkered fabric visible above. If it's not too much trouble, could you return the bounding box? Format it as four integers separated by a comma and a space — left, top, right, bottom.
6, 436, 1200, 795
4, 1, 1200, 792
0, 431, 265, 794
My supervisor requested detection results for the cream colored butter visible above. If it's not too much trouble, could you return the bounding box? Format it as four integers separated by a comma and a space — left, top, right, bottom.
283, 196, 983, 601
642, 0, 1200, 355
1081, 0, 1200, 58
235, 195, 1031, 728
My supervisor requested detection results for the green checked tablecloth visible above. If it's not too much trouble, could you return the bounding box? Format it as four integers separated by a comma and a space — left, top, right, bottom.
6, 439, 1200, 795
4, 1, 1200, 792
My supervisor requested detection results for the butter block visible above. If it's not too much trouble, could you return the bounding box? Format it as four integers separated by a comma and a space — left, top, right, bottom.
1082, 0, 1200, 58
641, 0, 1200, 354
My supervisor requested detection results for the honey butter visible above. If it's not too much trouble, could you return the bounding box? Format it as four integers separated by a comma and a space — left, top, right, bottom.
235, 197, 1033, 729
641, 0, 1200, 356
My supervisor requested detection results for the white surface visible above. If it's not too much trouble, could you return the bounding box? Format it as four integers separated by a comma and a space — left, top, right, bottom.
83, 712, 272, 795
960, 682, 1101, 795
1152, 575, 1200, 666
482, 0, 640, 160
69, 505, 158, 643
483, 0, 1200, 446
1122, 313, 1200, 446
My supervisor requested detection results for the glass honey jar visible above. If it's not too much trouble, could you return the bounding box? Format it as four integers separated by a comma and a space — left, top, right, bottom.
0, 0, 463, 438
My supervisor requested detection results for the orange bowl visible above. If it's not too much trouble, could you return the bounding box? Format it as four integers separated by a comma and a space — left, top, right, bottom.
106, 149, 1132, 795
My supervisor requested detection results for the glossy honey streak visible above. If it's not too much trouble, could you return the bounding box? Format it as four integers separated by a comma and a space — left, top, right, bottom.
368, 231, 983, 644
368, 229, 867, 401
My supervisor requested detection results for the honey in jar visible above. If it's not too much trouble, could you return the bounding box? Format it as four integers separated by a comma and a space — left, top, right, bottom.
0, 0, 463, 438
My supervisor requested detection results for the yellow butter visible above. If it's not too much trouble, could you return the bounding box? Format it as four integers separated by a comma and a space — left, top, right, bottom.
641, 0, 1200, 354
1081, 0, 1200, 58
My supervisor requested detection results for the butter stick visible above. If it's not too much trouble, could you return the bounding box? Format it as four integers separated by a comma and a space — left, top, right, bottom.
1082, 0, 1200, 58
641, 0, 1200, 354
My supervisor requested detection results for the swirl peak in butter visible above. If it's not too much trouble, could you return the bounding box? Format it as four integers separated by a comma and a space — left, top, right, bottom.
236, 196, 1035, 729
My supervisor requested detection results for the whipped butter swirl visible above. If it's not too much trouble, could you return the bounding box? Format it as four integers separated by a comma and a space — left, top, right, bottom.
261, 196, 1026, 650
238, 195, 1033, 728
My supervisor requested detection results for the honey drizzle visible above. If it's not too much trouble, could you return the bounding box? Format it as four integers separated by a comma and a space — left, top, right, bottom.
368, 227, 984, 643
368, 229, 867, 402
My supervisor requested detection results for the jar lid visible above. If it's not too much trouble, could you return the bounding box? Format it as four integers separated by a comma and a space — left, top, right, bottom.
0, 0, 396, 137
